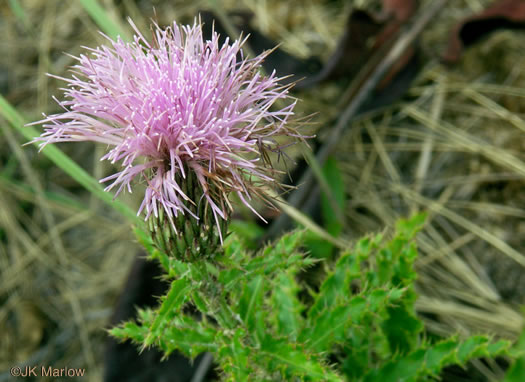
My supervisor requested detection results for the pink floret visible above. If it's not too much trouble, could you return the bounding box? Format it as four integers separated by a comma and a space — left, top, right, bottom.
31, 18, 298, 236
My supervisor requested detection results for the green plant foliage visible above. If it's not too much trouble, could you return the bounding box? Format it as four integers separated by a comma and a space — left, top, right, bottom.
228, 220, 265, 250
112, 214, 514, 380
362, 336, 510, 382
78, 0, 130, 40
503, 315, 525, 382
320, 156, 346, 237
304, 155, 346, 259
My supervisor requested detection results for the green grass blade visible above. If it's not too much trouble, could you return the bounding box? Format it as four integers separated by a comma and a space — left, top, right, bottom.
0, 174, 86, 211
8, 0, 28, 27
0, 95, 24, 127
0, 94, 141, 226
78, 0, 130, 40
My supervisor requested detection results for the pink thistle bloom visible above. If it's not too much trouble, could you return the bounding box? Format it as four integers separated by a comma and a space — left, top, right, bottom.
31, 19, 299, 239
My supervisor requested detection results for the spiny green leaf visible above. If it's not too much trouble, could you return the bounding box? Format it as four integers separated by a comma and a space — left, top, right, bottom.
424, 339, 460, 371
374, 240, 417, 288
303, 288, 406, 353
161, 317, 218, 358
308, 252, 355, 319
436, 336, 510, 375
191, 291, 209, 315
504, 358, 525, 382
456, 336, 510, 363
218, 267, 245, 290
304, 304, 354, 352
145, 278, 192, 347
109, 321, 148, 344
243, 251, 304, 276
223, 232, 246, 259
381, 304, 423, 355
219, 230, 309, 291
357, 234, 382, 258
456, 335, 488, 362
259, 229, 306, 266
261, 338, 343, 381
396, 212, 427, 239
503, 320, 525, 382
271, 272, 304, 341
218, 329, 254, 381
238, 275, 265, 335
364, 335, 511, 382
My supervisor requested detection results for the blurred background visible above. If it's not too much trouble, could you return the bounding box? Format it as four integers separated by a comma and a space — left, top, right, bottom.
1, 0, 525, 381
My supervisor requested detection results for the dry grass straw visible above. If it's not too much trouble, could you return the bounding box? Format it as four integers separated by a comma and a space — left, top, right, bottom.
1, 0, 525, 381
0, 1, 138, 380
336, 0, 525, 344
226, 0, 525, 344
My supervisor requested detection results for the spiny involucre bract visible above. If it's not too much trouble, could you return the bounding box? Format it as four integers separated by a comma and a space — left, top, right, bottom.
32, 19, 300, 238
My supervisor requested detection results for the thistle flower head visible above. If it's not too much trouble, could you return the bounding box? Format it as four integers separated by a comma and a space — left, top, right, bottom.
32, 18, 300, 249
